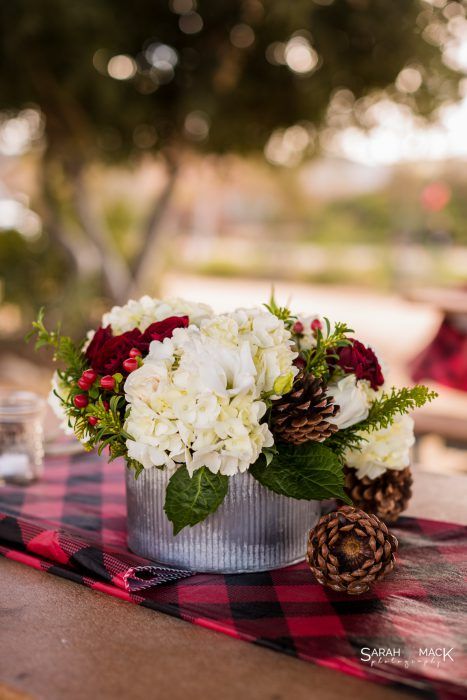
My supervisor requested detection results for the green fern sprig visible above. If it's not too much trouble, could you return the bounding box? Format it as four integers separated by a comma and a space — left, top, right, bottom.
366, 385, 437, 429
324, 384, 437, 457
26, 307, 85, 377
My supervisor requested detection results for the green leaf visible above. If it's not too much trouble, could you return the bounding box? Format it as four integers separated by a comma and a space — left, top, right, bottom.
250, 442, 351, 504
164, 465, 229, 535
126, 458, 145, 478
262, 446, 277, 467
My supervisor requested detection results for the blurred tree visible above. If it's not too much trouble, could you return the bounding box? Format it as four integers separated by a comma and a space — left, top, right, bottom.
0, 0, 462, 303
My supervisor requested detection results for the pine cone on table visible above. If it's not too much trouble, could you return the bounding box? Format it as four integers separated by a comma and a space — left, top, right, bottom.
271, 371, 338, 445
306, 506, 398, 595
344, 466, 413, 524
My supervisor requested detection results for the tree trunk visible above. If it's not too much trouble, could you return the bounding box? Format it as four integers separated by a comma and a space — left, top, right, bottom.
42, 150, 179, 306
126, 158, 179, 299
40, 154, 80, 278
66, 161, 133, 305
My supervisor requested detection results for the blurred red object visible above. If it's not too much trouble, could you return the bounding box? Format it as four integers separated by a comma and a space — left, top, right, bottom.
420, 182, 451, 212
411, 318, 467, 392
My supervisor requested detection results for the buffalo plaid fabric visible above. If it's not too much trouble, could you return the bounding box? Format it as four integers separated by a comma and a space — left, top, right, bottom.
1, 452, 466, 699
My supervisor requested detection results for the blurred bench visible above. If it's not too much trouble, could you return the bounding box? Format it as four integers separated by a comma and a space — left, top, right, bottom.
414, 411, 467, 449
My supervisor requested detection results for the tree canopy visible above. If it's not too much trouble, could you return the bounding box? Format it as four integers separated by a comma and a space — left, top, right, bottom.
0, 0, 463, 323
0, 0, 461, 161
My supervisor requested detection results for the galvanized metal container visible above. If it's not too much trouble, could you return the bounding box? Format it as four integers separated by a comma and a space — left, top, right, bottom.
126, 466, 321, 573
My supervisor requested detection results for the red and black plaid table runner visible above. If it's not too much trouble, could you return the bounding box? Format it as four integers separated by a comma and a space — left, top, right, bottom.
1, 452, 466, 699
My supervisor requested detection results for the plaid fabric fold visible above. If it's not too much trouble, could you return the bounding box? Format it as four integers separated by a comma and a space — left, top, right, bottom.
1, 451, 466, 699
0, 511, 193, 592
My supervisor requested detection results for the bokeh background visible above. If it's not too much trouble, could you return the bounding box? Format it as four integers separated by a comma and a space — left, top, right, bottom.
1, 0, 466, 472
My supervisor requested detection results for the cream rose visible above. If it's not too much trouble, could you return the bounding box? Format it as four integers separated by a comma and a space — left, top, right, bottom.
327, 374, 371, 430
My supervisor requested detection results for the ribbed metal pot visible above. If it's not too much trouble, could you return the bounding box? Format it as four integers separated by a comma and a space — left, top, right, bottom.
126, 467, 321, 573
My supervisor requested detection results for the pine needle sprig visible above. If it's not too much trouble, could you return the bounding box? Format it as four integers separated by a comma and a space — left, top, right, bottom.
26, 307, 86, 377
366, 385, 438, 429
27, 308, 143, 471
264, 290, 296, 329
304, 319, 353, 380
324, 384, 437, 457
86, 395, 132, 459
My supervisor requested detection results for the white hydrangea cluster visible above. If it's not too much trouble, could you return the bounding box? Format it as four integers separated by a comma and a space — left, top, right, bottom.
124, 308, 298, 477
102, 295, 213, 333
344, 415, 415, 480
226, 308, 298, 395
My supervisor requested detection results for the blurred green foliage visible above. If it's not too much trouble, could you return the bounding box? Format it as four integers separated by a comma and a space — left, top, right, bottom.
0, 0, 460, 159
0, 231, 68, 305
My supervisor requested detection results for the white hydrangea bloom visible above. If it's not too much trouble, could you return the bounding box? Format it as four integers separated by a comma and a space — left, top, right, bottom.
344, 415, 415, 480
124, 323, 276, 477
48, 371, 74, 436
227, 308, 298, 396
102, 295, 213, 333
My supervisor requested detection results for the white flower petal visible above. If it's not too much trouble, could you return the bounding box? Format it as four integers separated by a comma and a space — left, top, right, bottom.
327, 375, 370, 430
345, 415, 415, 479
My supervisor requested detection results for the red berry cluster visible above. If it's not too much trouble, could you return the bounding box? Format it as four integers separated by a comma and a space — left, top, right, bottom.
73, 369, 98, 410
122, 347, 142, 373
73, 346, 142, 425
292, 318, 322, 335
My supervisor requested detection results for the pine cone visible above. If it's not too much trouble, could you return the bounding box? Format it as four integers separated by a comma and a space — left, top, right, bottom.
306, 506, 398, 595
344, 466, 413, 524
271, 371, 338, 445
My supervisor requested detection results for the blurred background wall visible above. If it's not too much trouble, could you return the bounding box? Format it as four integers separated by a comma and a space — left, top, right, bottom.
0, 0, 466, 471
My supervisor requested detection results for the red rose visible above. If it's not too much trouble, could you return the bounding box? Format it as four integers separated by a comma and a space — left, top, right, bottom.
85, 316, 189, 375
86, 328, 144, 375
141, 316, 189, 344
85, 326, 113, 368
336, 339, 384, 390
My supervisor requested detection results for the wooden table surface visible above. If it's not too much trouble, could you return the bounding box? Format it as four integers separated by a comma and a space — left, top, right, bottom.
1, 469, 466, 700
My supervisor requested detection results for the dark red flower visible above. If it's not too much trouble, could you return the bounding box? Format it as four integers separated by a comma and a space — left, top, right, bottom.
294, 356, 307, 370
85, 316, 189, 375
336, 339, 384, 390
141, 315, 189, 343
86, 328, 143, 375
85, 326, 113, 367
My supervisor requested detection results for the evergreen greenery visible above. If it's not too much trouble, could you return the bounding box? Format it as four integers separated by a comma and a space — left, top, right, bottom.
27, 309, 133, 464
324, 385, 438, 456
304, 319, 353, 380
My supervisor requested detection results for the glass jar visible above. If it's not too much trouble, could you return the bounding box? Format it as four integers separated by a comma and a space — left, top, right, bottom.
0, 391, 45, 485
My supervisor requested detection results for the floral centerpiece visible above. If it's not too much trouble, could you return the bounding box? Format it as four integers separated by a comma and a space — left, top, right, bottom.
29, 296, 435, 571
